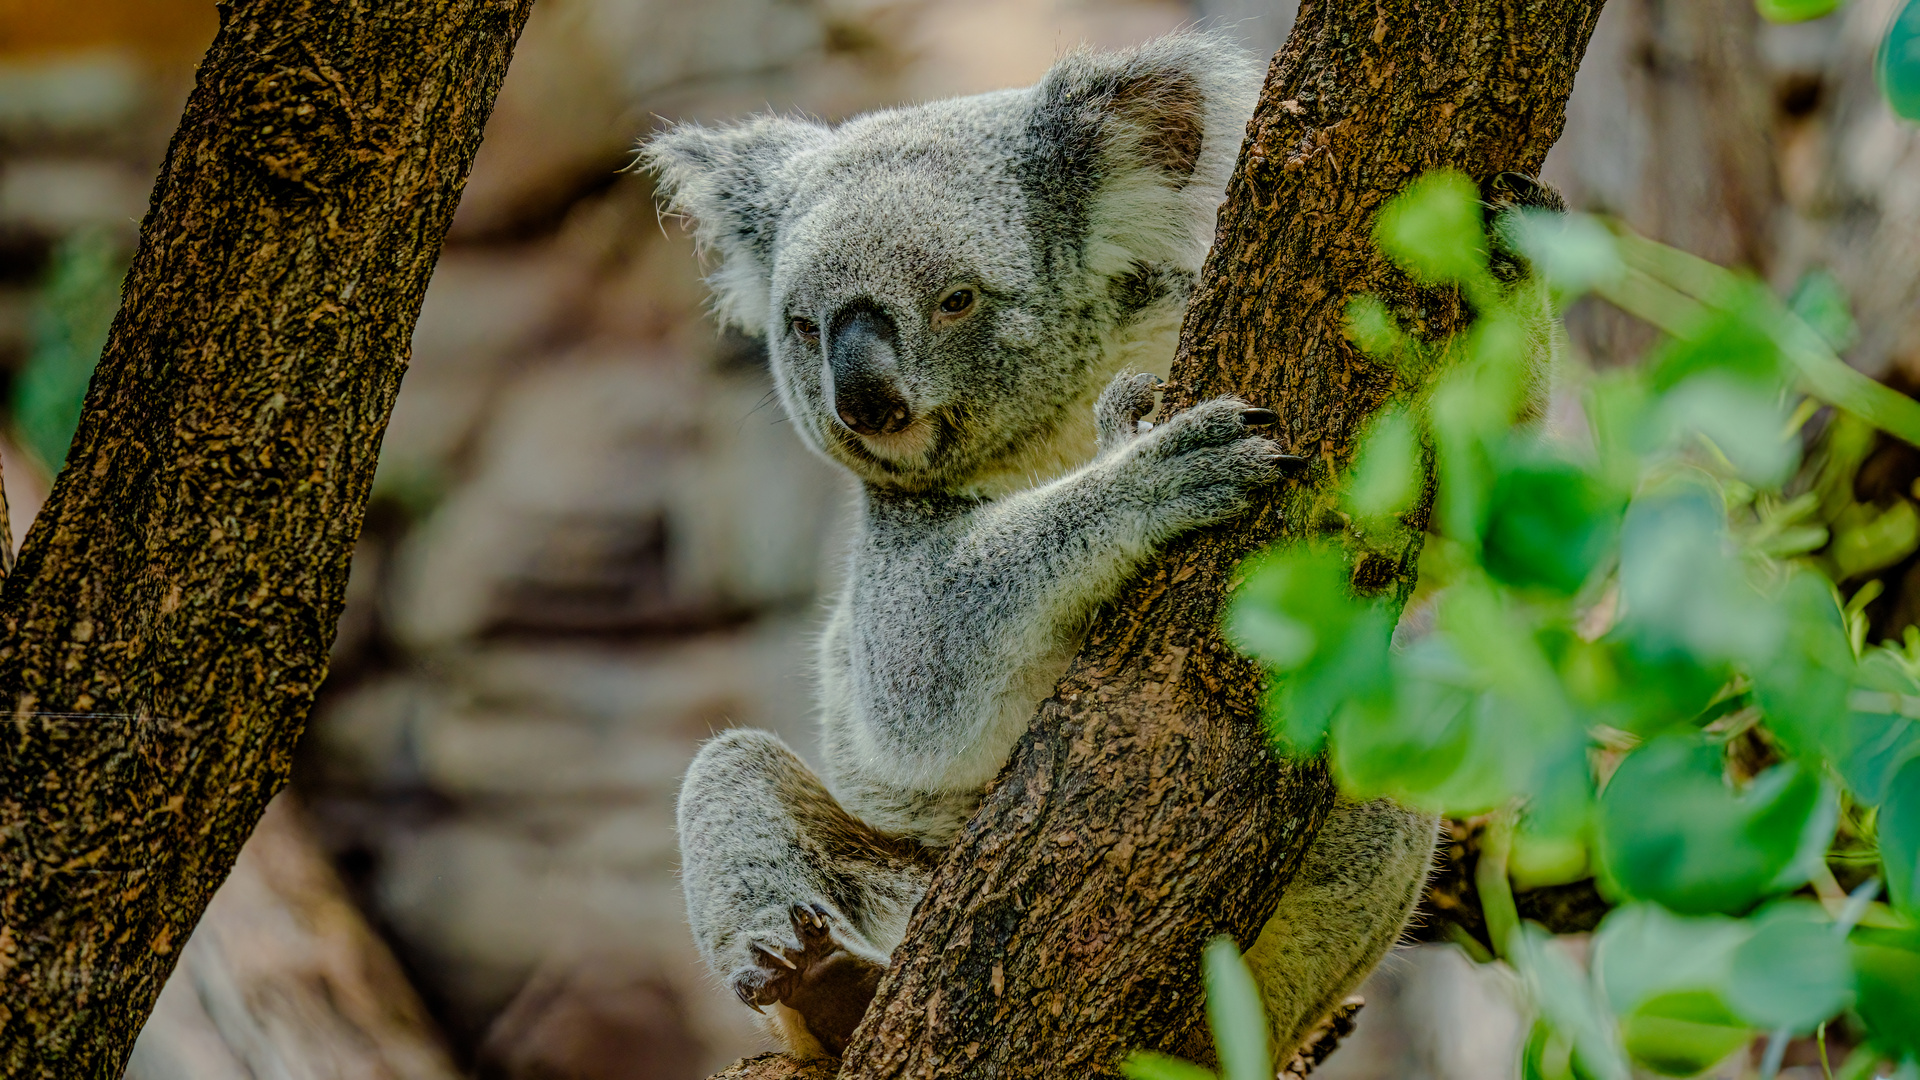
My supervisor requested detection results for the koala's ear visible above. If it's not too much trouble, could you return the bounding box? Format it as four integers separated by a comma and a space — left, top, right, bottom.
640, 117, 828, 334
1024, 32, 1260, 279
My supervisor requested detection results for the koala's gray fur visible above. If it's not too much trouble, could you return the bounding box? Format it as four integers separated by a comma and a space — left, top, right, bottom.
645, 32, 1438, 1063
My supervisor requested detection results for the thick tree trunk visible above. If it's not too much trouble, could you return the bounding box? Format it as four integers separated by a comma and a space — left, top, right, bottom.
125, 795, 460, 1080
0, 1, 536, 1074
698, 3, 1606, 1078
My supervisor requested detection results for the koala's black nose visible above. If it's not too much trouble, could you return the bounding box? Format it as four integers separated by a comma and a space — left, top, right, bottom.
826, 303, 913, 437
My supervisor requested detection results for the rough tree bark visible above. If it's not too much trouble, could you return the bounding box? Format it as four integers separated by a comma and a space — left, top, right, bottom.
720, 2, 1608, 1077
0, 1, 536, 1075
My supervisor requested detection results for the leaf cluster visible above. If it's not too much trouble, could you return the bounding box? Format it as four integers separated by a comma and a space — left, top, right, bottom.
1225, 173, 1920, 1078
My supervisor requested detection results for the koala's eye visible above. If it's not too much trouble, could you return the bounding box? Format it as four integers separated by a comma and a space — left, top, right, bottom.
933, 288, 976, 327
791, 316, 820, 342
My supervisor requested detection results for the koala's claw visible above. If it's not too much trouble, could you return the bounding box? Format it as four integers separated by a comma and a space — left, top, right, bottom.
728, 902, 886, 1055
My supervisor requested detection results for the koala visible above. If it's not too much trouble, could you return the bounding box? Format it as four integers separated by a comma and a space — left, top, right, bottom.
643, 33, 1439, 1064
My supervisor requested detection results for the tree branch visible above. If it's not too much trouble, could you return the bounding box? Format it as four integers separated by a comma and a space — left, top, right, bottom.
0, 1, 536, 1073
817, 2, 1610, 1076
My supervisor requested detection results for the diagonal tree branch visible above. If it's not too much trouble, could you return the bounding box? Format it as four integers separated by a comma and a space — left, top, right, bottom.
814, 1, 1610, 1076
0, 2, 537, 1074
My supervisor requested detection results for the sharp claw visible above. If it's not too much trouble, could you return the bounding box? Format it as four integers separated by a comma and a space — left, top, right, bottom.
755, 943, 798, 970
1271, 453, 1308, 466
1241, 408, 1279, 427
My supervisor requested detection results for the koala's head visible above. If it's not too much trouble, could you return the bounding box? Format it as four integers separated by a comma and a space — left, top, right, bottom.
643, 34, 1258, 493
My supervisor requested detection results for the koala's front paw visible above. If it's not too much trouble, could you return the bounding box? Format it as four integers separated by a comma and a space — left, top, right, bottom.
1095, 370, 1165, 456
1124, 397, 1305, 530
729, 902, 884, 1056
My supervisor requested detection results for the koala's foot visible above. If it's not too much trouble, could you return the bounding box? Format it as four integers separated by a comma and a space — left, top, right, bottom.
731, 903, 885, 1057
1096, 370, 1164, 455
1120, 396, 1305, 528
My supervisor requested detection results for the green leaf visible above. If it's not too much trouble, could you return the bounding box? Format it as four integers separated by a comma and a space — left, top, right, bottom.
1501, 209, 1624, 295
1120, 1053, 1217, 1080
1229, 548, 1393, 756
1833, 500, 1920, 579
1880, 0, 1920, 121
1349, 407, 1421, 520
1748, 571, 1856, 763
1510, 923, 1630, 1080
1850, 927, 1920, 1057
1597, 736, 1836, 914
1788, 268, 1859, 351
1755, 0, 1843, 22
1818, 647, 1920, 805
1593, 902, 1753, 1016
1346, 294, 1408, 359
1644, 295, 1790, 395
1659, 373, 1800, 486
1883, 755, 1920, 914
1616, 485, 1785, 667
1481, 452, 1624, 594
1375, 170, 1489, 286
1725, 902, 1855, 1031
1621, 991, 1754, 1076
17, 228, 125, 476
1203, 937, 1268, 1080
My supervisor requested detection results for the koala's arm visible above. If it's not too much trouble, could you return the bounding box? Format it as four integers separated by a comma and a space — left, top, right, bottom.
838, 377, 1296, 796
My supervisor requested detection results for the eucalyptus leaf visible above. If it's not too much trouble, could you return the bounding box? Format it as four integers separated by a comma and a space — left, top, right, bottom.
1851, 928, 1920, 1057
1229, 548, 1394, 756
1597, 737, 1835, 914
1203, 937, 1268, 1080
1879, 0, 1920, 121
1724, 902, 1855, 1031
1119, 1053, 1218, 1080
1375, 170, 1488, 286
1510, 923, 1629, 1080
1882, 756, 1920, 915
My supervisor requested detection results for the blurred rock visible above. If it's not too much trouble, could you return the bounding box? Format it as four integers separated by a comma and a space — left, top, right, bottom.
1815, 0, 1920, 381
1315, 945, 1528, 1080
303, 616, 821, 1062
0, 157, 148, 235
127, 796, 461, 1080
387, 348, 842, 648
0, 52, 142, 138
480, 960, 707, 1080
452, 0, 916, 240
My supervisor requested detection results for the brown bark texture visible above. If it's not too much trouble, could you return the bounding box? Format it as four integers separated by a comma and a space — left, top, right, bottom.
0, 1, 536, 1075
125, 795, 460, 1080
780, 2, 1607, 1077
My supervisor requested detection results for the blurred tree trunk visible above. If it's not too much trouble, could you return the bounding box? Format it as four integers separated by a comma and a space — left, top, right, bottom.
721, 1, 1607, 1077
124, 795, 460, 1080
1546, 0, 1781, 365
0, 1, 536, 1075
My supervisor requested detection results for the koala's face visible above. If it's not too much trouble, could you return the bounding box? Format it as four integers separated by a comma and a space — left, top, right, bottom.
644, 34, 1257, 492
760, 117, 1069, 489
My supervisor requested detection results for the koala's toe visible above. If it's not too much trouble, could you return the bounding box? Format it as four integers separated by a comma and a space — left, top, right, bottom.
1095, 370, 1164, 452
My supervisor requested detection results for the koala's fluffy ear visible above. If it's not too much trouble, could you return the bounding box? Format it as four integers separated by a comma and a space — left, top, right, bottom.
641, 117, 829, 334
1024, 32, 1260, 282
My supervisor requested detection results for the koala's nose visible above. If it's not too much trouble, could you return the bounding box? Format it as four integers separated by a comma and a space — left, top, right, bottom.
825, 304, 913, 437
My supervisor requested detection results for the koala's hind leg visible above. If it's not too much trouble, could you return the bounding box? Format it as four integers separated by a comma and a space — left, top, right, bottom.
677, 729, 936, 1057
1244, 795, 1440, 1061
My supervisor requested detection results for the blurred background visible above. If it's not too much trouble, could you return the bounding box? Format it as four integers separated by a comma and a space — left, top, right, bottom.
0, 0, 1914, 1077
